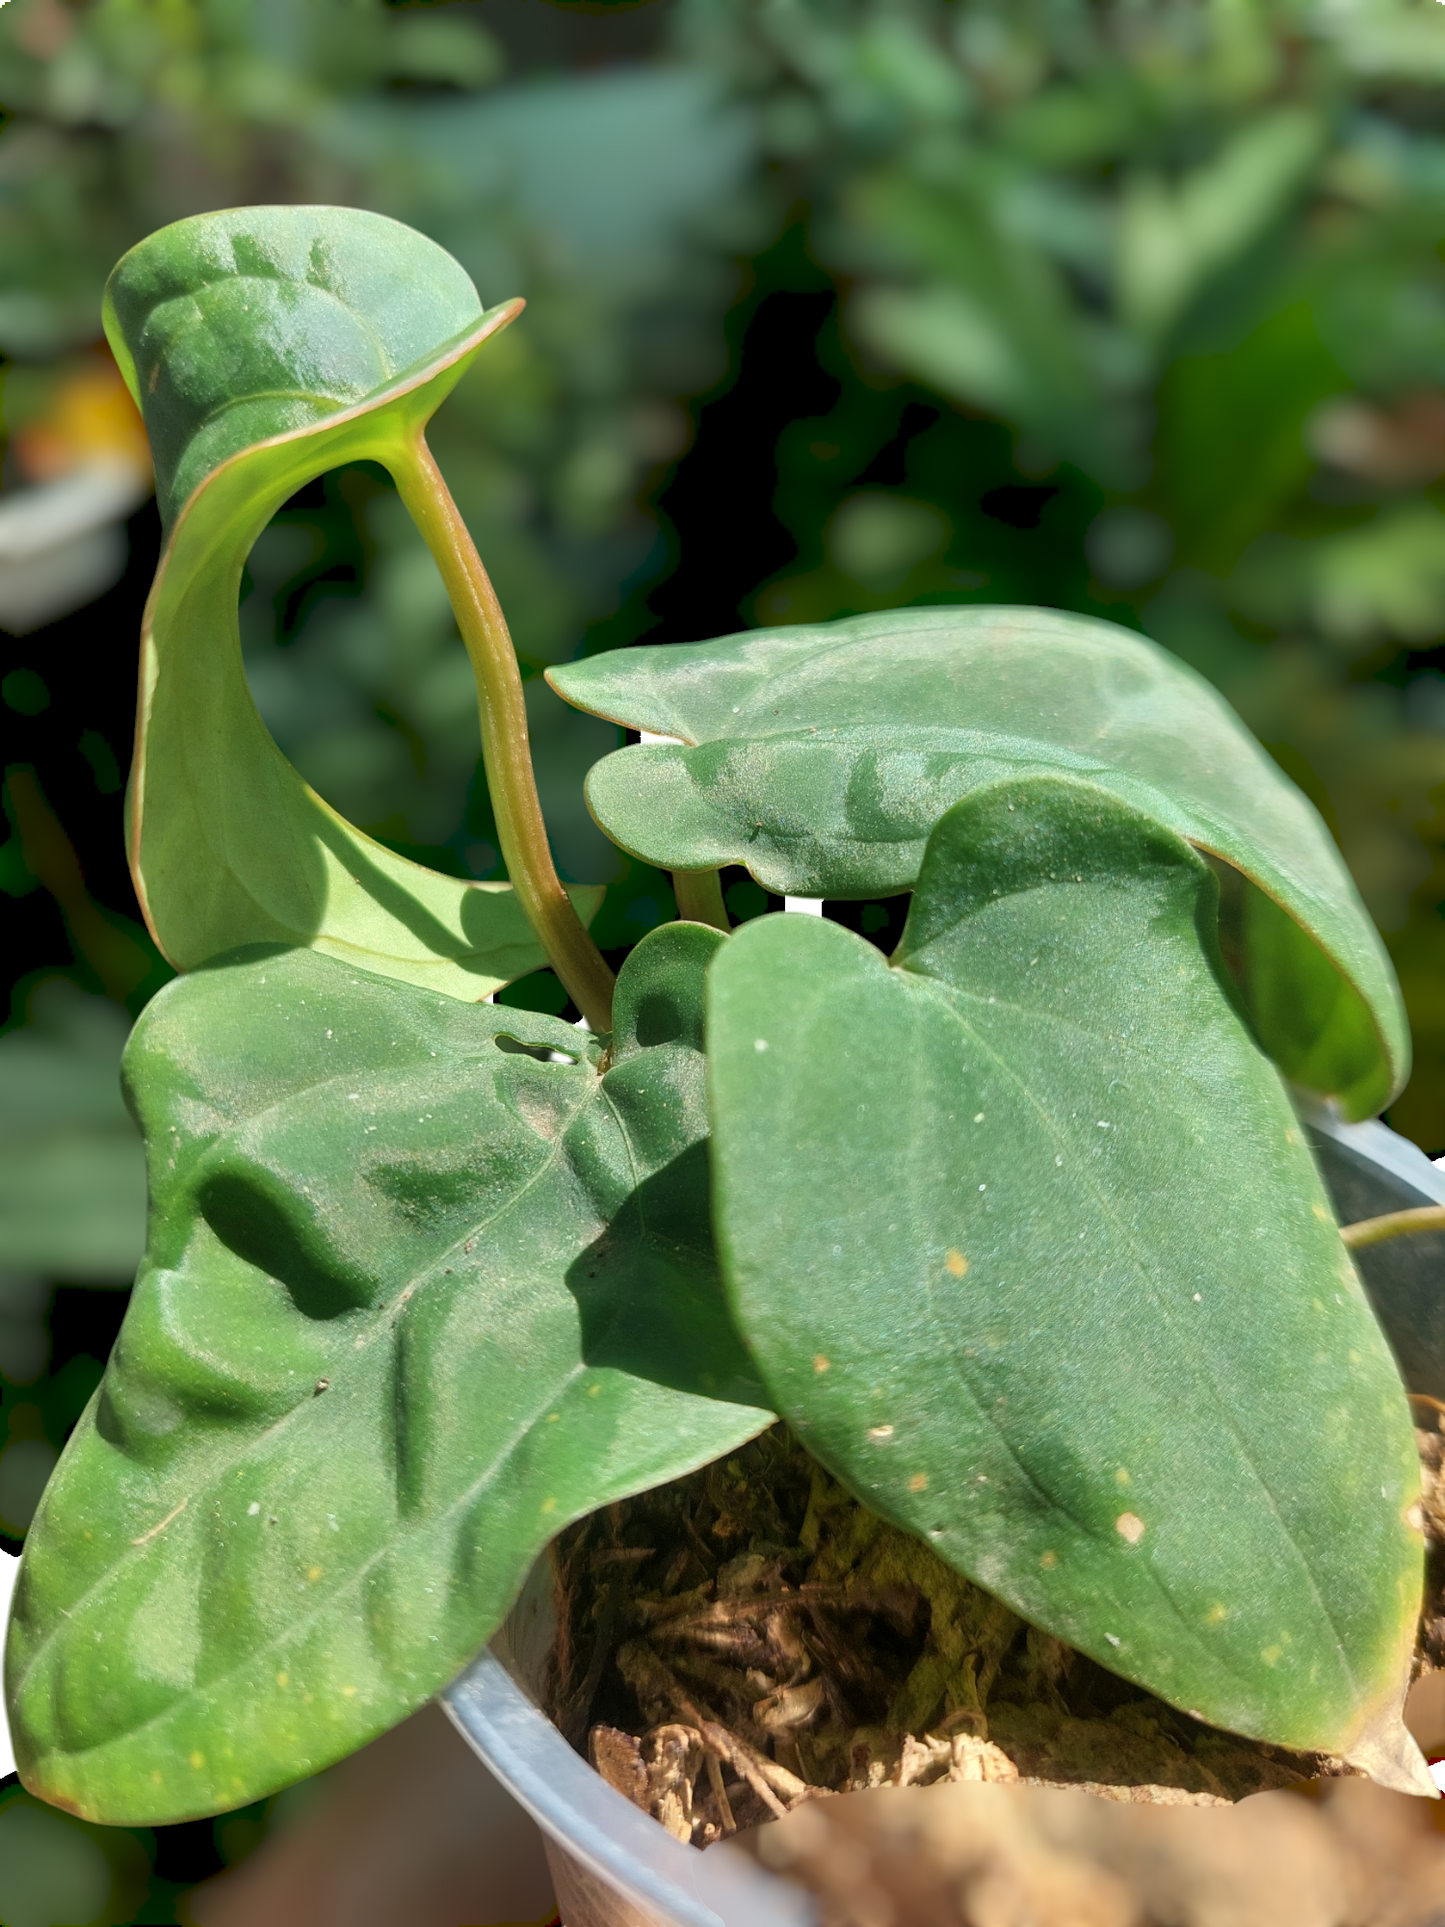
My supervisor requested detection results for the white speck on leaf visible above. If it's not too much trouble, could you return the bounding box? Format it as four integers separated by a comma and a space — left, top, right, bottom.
754, 1038, 769, 1052
1193, 1293, 1202, 1302
248, 1502, 260, 1516
973, 1113, 985, 1123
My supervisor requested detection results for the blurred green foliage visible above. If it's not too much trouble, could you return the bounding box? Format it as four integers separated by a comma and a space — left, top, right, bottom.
0, 0, 760, 891
8, 0, 1445, 1910
663, 0, 1445, 1144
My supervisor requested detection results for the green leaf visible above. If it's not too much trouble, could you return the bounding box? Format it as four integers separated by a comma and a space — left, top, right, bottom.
550, 606, 1405, 1116
707, 776, 1424, 1774
1116, 110, 1324, 346
105, 205, 600, 1001
6, 927, 770, 1824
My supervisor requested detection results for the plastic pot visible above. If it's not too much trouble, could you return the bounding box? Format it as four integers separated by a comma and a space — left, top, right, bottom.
444, 1557, 814, 1927
442, 1099, 1445, 1925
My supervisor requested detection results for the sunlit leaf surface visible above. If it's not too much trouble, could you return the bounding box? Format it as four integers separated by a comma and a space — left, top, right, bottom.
708, 777, 1422, 1765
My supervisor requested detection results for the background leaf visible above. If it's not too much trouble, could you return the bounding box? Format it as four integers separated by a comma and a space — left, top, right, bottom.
0, 980, 143, 1283
707, 776, 1423, 1770
6, 927, 770, 1824
552, 606, 1406, 1115
107, 207, 600, 1002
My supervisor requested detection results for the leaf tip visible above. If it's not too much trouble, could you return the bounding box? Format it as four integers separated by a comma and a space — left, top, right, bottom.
1343, 1698, 1438, 1798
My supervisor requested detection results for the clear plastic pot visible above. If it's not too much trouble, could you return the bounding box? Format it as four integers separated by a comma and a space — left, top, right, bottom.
442, 1101, 1445, 1923
443, 1556, 815, 1927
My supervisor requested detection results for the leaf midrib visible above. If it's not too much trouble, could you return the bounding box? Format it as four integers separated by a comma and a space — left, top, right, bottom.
893, 960, 1354, 1690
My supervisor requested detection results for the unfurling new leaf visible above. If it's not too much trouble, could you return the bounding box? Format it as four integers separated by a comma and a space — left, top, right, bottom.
106, 205, 600, 1003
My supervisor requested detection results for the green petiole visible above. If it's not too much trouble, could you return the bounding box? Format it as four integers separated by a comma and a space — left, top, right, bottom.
396, 433, 617, 1032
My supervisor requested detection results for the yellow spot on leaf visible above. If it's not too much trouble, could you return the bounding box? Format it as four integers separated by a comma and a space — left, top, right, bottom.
540, 1496, 557, 1515
546, 1412, 560, 1423
1206, 1604, 1228, 1625
814, 1355, 830, 1374
307, 1566, 323, 1583
1040, 1551, 1057, 1569
945, 1250, 968, 1278
908, 1473, 929, 1492
1114, 1467, 1131, 1486
1115, 1512, 1145, 1545
189, 1752, 206, 1769
587, 1384, 601, 1398
342, 1685, 358, 1698
1312, 1204, 1330, 1222
276, 1672, 289, 1689
1261, 1644, 1282, 1666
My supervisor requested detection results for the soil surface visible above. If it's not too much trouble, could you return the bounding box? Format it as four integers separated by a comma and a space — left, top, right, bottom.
543, 1423, 1435, 1847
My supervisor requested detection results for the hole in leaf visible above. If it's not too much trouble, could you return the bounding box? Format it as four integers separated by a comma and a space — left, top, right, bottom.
495, 968, 578, 1021
494, 1034, 580, 1065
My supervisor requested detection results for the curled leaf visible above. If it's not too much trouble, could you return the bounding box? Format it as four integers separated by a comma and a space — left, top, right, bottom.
106, 206, 598, 1001
552, 607, 1404, 1115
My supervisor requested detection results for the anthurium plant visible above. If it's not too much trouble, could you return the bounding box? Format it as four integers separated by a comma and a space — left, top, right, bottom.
2, 207, 1434, 1826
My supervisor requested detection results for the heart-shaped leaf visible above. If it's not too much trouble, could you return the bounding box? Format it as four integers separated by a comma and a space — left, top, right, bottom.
106, 206, 599, 1002
707, 776, 1424, 1778
6, 926, 770, 1824
550, 607, 1404, 1116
